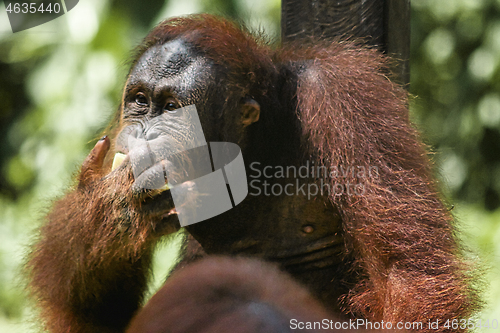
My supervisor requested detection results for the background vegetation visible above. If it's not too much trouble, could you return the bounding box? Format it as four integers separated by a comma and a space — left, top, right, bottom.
0, 0, 499, 331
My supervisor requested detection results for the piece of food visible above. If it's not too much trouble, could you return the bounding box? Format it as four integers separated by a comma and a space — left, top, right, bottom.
159, 183, 170, 191
111, 152, 127, 171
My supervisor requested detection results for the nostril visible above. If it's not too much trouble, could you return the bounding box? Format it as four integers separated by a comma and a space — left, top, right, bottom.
129, 127, 144, 139
146, 131, 159, 141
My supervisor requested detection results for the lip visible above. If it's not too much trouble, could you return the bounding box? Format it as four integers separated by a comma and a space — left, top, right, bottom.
131, 160, 172, 193
110, 151, 172, 199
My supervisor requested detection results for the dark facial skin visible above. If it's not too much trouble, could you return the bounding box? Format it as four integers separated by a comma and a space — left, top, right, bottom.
27, 17, 479, 333
117, 38, 348, 313
121, 39, 215, 136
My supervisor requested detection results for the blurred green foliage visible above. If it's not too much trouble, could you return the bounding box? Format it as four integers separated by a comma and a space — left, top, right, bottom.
410, 0, 500, 323
411, 0, 500, 212
0, 0, 498, 332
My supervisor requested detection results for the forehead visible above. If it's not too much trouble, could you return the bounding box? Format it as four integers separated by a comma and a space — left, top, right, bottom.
128, 39, 211, 89
131, 39, 193, 77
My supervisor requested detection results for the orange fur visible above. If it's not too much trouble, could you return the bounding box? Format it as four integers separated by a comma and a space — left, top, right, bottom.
27, 15, 479, 333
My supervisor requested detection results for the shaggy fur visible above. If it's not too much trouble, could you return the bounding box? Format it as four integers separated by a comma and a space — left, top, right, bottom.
276, 44, 478, 323
126, 257, 336, 333
27, 14, 479, 333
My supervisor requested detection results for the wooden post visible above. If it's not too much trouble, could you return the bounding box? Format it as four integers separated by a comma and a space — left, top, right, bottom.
281, 0, 410, 86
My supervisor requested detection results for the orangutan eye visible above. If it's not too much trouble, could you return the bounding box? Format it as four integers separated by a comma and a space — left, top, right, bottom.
134, 93, 148, 106
164, 99, 179, 113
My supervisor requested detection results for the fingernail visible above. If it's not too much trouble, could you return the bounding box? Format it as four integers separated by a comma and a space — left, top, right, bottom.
99, 135, 108, 141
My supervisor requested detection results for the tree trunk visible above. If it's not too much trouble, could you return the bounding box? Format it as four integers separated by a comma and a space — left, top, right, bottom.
281, 0, 410, 86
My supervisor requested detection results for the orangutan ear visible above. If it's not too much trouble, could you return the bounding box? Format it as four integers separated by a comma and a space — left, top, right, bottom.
240, 97, 260, 127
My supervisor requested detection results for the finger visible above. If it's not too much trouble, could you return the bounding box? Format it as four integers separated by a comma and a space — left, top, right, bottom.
79, 136, 111, 188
